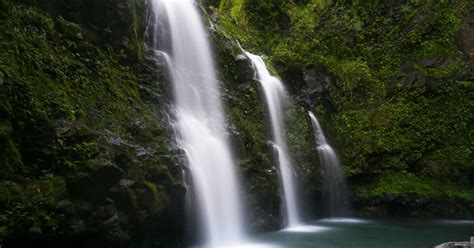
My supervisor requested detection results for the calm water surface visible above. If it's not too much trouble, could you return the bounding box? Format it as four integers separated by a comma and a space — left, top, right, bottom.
248, 218, 474, 248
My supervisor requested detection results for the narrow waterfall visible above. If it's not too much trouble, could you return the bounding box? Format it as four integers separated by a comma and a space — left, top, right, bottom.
308, 111, 350, 217
245, 51, 301, 227
148, 0, 243, 245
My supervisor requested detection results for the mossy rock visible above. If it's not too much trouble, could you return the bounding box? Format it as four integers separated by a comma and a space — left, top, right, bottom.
57, 16, 83, 40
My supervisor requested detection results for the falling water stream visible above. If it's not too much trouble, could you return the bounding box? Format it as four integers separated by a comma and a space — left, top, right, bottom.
148, 0, 244, 246
245, 51, 301, 227
308, 111, 350, 217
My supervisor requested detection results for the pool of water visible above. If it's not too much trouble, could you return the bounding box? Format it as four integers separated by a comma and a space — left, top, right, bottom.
247, 218, 474, 248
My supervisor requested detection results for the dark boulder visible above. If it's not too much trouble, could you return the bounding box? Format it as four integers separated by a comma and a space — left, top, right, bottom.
235, 53, 255, 83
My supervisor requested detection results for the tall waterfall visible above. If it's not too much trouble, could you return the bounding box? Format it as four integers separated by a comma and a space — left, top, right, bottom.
308, 111, 350, 217
245, 51, 301, 227
148, 0, 243, 245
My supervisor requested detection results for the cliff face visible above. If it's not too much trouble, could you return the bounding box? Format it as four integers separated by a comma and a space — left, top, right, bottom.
0, 0, 308, 246
216, 0, 474, 218
0, 0, 473, 247
0, 0, 185, 247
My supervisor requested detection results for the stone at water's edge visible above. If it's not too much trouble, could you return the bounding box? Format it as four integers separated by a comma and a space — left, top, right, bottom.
434, 237, 474, 248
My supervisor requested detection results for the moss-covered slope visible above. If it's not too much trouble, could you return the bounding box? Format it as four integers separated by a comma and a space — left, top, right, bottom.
0, 0, 185, 247
214, 0, 474, 217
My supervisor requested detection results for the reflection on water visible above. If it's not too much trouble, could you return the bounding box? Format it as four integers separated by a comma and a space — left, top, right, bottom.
188, 218, 474, 248
283, 225, 331, 233
189, 243, 279, 248
319, 218, 368, 224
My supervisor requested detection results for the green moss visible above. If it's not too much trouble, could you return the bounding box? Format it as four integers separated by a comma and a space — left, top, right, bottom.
217, 0, 474, 217
142, 180, 168, 215
0, 0, 183, 245
354, 171, 474, 202
57, 16, 83, 39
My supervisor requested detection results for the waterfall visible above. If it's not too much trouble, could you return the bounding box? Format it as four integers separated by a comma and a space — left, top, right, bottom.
245, 51, 301, 227
148, 0, 244, 245
308, 111, 350, 217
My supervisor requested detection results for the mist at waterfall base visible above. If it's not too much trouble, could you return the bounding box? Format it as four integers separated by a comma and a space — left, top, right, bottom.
148, 0, 247, 246
309, 112, 351, 217
245, 51, 301, 227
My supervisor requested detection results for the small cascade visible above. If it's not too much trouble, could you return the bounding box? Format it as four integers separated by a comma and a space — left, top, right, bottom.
308, 111, 350, 217
148, 0, 244, 246
245, 51, 301, 227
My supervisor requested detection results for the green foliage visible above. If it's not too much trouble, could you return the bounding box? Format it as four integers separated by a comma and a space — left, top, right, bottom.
354, 171, 474, 201
217, 0, 474, 214
0, 177, 67, 237
0, 1, 181, 245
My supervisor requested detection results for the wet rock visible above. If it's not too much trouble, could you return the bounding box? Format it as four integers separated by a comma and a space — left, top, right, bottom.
294, 68, 334, 108
55, 199, 76, 214
108, 179, 137, 213
235, 53, 255, 83
435, 241, 471, 248
133, 181, 166, 216
249, 207, 281, 232
66, 165, 123, 201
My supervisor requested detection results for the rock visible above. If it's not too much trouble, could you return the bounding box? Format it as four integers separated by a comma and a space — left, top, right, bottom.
0, 71, 4, 86
27, 226, 42, 235
404, 70, 426, 88
70, 219, 87, 234
248, 207, 281, 232
294, 68, 334, 108
55, 199, 76, 214
108, 180, 137, 213
66, 165, 123, 201
134, 181, 166, 216
54, 120, 96, 141
419, 57, 455, 68
303, 69, 324, 93
95, 198, 117, 220
434, 241, 471, 248
74, 200, 94, 213
57, 16, 84, 40
235, 53, 255, 83
458, 10, 474, 78
210, 7, 218, 23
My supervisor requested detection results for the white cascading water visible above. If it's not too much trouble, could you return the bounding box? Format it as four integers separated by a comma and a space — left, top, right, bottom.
308, 111, 350, 217
245, 51, 301, 227
148, 0, 244, 245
